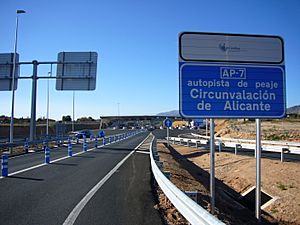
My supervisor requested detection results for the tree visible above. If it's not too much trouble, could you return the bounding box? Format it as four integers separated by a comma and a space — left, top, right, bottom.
62, 115, 72, 122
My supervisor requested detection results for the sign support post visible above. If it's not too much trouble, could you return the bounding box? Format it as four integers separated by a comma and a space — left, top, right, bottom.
30, 60, 38, 141
256, 118, 262, 221
210, 118, 215, 214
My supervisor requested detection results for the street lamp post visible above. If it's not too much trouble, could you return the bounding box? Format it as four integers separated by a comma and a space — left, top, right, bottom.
46, 66, 52, 137
72, 91, 75, 132
9, 9, 26, 149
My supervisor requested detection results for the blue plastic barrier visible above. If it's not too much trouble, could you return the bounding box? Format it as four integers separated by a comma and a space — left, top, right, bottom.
1, 155, 8, 177
68, 139, 73, 157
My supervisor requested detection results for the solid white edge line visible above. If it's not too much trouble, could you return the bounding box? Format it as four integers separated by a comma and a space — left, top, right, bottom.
62, 133, 151, 225
135, 150, 150, 155
0, 132, 145, 180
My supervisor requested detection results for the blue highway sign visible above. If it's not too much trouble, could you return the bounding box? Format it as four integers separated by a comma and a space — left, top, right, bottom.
164, 118, 173, 128
179, 64, 285, 118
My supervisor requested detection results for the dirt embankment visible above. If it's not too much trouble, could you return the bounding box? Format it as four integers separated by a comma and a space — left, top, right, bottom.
215, 119, 300, 142
155, 142, 300, 225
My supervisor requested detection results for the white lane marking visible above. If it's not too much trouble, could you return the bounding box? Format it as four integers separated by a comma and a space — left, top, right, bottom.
135, 150, 150, 155
62, 134, 151, 225
0, 133, 144, 180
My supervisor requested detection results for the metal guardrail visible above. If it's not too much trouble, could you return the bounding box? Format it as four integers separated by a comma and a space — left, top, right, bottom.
189, 133, 300, 155
0, 130, 145, 153
149, 135, 225, 225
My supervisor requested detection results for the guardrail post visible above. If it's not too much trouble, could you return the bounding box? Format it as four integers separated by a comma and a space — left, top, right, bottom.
68, 138, 73, 157
103, 137, 106, 145
94, 137, 98, 148
44, 141, 50, 164
90, 135, 93, 141
281, 148, 289, 162
173, 138, 175, 144
219, 141, 222, 152
180, 139, 183, 145
24, 138, 29, 153
235, 144, 239, 155
163, 171, 171, 180
76, 136, 79, 144
196, 141, 200, 148
187, 140, 190, 147
1, 155, 8, 177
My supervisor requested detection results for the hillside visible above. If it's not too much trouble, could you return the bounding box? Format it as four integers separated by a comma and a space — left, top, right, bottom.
287, 105, 300, 115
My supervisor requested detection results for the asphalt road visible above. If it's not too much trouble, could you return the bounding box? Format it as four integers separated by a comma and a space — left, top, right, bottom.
0, 131, 163, 225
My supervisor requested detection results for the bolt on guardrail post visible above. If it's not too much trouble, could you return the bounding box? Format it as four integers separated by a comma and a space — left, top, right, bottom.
1, 155, 9, 177
94, 137, 98, 148
24, 138, 29, 153
44, 141, 50, 164
83, 135, 87, 151
68, 138, 72, 157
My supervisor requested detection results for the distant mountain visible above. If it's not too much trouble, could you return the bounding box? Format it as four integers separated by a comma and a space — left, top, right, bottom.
156, 110, 180, 117
287, 105, 300, 115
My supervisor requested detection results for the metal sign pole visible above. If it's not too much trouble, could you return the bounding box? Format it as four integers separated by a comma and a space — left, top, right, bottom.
167, 126, 169, 146
206, 119, 208, 137
210, 118, 215, 214
29, 60, 38, 141
255, 118, 262, 221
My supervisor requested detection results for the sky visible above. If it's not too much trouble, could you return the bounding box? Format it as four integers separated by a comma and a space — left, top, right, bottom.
0, 0, 299, 120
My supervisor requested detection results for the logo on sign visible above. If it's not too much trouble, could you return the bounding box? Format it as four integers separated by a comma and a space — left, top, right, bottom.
219, 43, 240, 53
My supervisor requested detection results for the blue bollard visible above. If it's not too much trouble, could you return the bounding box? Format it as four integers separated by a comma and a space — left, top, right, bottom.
1, 155, 8, 177
83, 135, 87, 151
24, 138, 29, 153
68, 139, 73, 157
44, 142, 50, 164
95, 137, 98, 148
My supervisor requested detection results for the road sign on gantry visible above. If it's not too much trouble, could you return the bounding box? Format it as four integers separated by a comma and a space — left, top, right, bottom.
179, 32, 286, 118
0, 53, 19, 91
56, 52, 98, 91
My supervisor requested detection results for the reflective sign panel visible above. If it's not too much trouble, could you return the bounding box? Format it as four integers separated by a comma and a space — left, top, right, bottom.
56, 52, 98, 91
179, 32, 283, 64
0, 53, 19, 91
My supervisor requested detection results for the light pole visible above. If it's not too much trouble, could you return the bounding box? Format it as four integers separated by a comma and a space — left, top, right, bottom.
46, 65, 52, 137
117, 102, 120, 127
9, 9, 26, 147
72, 91, 75, 132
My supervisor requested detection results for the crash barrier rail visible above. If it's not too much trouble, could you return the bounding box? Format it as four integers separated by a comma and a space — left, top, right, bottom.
149, 135, 225, 225
0, 130, 145, 151
168, 134, 300, 162
1, 130, 145, 177
190, 133, 300, 154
